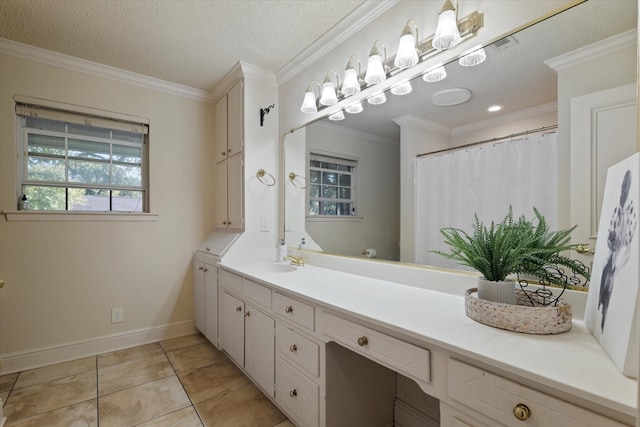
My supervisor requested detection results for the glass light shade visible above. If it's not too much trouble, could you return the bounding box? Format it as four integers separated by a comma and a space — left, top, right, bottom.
394, 34, 419, 69
365, 54, 386, 84
367, 91, 387, 105
390, 81, 412, 96
300, 91, 317, 113
328, 110, 345, 121
423, 65, 447, 83
345, 102, 363, 114
342, 68, 360, 96
319, 81, 338, 106
432, 9, 461, 51
459, 46, 487, 67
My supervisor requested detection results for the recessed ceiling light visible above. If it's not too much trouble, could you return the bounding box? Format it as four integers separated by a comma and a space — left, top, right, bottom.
487, 105, 503, 112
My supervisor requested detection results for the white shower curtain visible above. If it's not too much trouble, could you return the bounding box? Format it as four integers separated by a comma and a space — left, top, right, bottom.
414, 132, 558, 269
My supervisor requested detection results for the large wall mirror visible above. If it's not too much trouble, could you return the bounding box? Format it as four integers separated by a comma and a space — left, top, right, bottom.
284, 0, 637, 271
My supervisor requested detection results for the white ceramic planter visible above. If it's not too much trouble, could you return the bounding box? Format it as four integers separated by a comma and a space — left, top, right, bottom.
477, 278, 516, 305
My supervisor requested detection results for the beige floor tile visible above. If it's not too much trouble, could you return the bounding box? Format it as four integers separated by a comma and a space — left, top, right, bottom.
166, 342, 226, 374
159, 333, 208, 353
99, 375, 191, 427
4, 399, 97, 427
195, 384, 286, 427
179, 359, 251, 404
273, 421, 295, 427
0, 373, 18, 393
98, 342, 164, 369
98, 352, 174, 396
136, 406, 203, 427
13, 357, 95, 389
3, 370, 96, 421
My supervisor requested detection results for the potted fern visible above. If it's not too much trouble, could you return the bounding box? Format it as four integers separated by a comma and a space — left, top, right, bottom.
433, 207, 589, 304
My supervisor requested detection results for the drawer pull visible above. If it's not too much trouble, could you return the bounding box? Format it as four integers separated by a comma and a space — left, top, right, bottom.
289, 344, 298, 352
289, 389, 297, 398
198, 266, 204, 271
285, 305, 294, 314
513, 403, 531, 421
357, 336, 368, 346
245, 311, 251, 317
235, 306, 242, 312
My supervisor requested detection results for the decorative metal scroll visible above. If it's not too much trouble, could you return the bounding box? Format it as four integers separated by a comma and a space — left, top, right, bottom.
516, 259, 590, 307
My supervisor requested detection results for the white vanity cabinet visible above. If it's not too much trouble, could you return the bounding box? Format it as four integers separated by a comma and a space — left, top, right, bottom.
219, 271, 275, 396
215, 79, 244, 230
192, 251, 219, 347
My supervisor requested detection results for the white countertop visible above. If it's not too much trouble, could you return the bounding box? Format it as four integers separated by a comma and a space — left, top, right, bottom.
218, 258, 637, 420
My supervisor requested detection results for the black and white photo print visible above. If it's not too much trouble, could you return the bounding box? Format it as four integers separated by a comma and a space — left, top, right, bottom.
585, 152, 639, 378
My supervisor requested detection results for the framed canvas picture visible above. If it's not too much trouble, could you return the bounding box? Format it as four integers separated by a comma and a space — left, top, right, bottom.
585, 152, 639, 378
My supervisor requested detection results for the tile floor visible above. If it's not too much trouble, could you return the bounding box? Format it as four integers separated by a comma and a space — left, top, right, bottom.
0, 333, 294, 427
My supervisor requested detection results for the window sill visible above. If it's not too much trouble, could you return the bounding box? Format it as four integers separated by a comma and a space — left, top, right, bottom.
3, 211, 159, 222
306, 216, 363, 222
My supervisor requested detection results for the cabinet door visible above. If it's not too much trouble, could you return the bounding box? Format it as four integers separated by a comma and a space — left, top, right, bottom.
204, 265, 218, 347
215, 161, 228, 228
245, 304, 275, 396
193, 261, 205, 334
227, 81, 243, 156
227, 154, 243, 230
221, 291, 244, 366
215, 93, 228, 163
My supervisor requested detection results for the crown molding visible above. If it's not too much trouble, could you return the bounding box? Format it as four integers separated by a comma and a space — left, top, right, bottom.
212, 61, 277, 102
452, 102, 558, 136
275, 0, 399, 85
545, 29, 637, 71
393, 114, 452, 135
0, 38, 213, 103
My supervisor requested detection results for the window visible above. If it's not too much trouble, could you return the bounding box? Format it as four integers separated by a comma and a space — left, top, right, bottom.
16, 99, 149, 212
308, 153, 356, 216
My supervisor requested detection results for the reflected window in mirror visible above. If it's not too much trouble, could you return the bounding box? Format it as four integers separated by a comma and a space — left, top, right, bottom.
309, 153, 357, 217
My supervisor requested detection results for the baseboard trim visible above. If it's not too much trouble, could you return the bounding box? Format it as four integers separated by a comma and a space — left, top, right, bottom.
0, 320, 197, 375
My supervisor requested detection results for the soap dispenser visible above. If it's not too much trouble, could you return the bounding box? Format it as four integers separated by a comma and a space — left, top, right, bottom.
277, 239, 288, 263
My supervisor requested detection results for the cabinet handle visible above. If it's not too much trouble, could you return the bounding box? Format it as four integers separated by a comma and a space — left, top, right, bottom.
513, 403, 531, 421
228, 148, 232, 153
203, 268, 208, 272
357, 336, 368, 347
285, 305, 294, 314
222, 221, 227, 225
228, 221, 232, 225
289, 389, 297, 398
245, 311, 251, 317
235, 306, 242, 312
289, 344, 297, 353
198, 266, 204, 271
221, 151, 226, 156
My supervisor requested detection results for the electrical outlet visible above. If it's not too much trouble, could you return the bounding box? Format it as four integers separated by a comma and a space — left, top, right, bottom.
111, 307, 123, 323
261, 217, 270, 232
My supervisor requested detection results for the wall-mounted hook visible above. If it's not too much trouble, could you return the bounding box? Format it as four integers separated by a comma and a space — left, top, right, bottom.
260, 104, 275, 127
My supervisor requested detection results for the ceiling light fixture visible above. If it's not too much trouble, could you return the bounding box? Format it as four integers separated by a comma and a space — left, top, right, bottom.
459, 45, 486, 66
319, 71, 341, 106
345, 102, 364, 114
423, 64, 447, 83
487, 105, 503, 112
390, 80, 413, 96
394, 20, 420, 69
364, 41, 388, 85
367, 91, 387, 105
300, 81, 321, 114
342, 56, 362, 96
329, 110, 345, 121
432, 0, 461, 51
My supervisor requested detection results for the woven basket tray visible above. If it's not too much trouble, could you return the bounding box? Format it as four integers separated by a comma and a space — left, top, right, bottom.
464, 288, 572, 334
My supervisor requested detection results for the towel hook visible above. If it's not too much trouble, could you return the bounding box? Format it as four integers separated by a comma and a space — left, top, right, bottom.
256, 169, 276, 186
289, 172, 308, 189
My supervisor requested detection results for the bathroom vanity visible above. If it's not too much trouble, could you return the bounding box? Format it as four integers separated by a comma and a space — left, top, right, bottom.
204, 256, 637, 427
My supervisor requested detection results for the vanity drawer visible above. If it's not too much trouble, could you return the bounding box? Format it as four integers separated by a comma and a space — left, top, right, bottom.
218, 270, 242, 294
273, 292, 315, 331
276, 322, 319, 377
322, 311, 430, 384
243, 278, 271, 308
447, 359, 628, 427
276, 356, 319, 427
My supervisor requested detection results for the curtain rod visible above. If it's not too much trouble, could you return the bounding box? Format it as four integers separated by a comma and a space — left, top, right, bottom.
416, 124, 558, 158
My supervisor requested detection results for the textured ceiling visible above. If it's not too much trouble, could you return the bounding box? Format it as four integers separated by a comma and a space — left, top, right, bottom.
0, 0, 365, 91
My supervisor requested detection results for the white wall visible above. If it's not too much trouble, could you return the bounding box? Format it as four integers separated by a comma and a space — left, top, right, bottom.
0, 53, 213, 371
